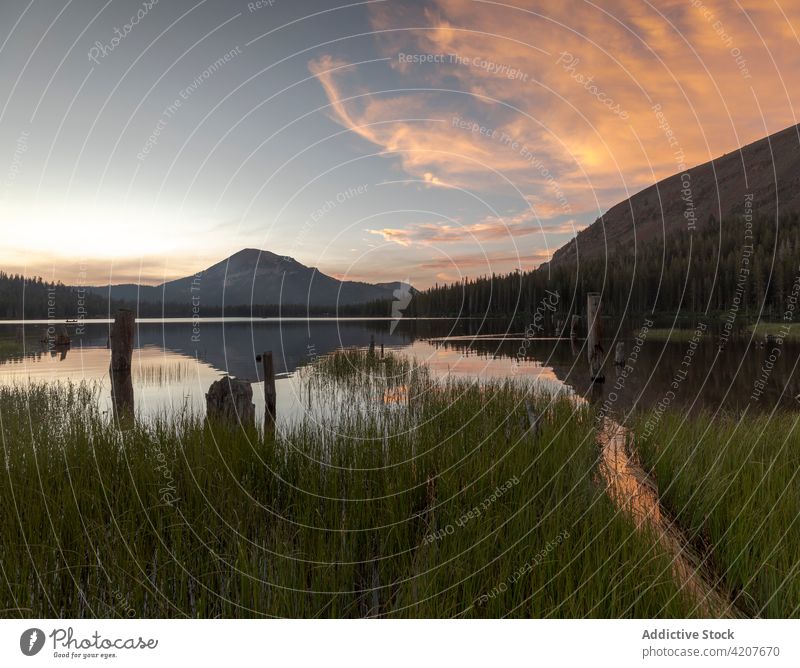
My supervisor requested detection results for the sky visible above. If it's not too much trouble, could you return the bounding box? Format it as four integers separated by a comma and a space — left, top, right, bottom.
0, 0, 798, 289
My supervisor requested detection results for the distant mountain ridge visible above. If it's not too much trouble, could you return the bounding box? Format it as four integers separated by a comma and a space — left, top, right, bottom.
550, 122, 800, 264
86, 249, 410, 308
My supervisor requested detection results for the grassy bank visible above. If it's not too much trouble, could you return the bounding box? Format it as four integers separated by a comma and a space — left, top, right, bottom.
634, 411, 800, 617
639, 328, 707, 342
0, 351, 699, 618
748, 322, 800, 340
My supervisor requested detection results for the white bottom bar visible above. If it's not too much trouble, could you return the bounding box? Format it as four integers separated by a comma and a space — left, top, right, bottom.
1, 619, 797, 667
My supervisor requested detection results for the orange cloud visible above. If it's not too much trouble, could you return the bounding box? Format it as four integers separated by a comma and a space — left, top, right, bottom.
368, 211, 584, 246
418, 250, 553, 273
311, 0, 800, 219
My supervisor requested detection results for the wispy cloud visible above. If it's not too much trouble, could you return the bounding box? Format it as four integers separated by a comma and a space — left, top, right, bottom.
312, 0, 800, 212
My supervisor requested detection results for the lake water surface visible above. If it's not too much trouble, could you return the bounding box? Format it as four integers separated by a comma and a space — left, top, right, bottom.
1, 317, 798, 423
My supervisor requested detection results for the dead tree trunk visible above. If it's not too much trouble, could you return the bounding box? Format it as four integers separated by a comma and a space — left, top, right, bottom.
587, 293, 605, 383
109, 309, 135, 424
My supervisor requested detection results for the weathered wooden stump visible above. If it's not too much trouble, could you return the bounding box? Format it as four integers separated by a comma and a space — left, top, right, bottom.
109, 309, 135, 424
110, 310, 134, 370
257, 351, 276, 435
205, 376, 255, 426
587, 293, 605, 383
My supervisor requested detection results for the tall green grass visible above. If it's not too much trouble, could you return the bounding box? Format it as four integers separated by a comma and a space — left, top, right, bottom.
634, 411, 800, 617
0, 351, 697, 618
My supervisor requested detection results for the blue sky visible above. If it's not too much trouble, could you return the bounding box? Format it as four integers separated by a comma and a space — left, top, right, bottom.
1, 0, 798, 288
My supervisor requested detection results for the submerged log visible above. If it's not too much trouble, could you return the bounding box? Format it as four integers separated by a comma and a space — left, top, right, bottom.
205, 376, 255, 426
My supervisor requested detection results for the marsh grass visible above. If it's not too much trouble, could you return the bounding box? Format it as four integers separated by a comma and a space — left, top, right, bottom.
635, 411, 800, 617
0, 351, 697, 618
133, 362, 195, 386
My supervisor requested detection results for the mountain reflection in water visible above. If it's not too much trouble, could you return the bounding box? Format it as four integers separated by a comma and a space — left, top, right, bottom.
0, 318, 797, 422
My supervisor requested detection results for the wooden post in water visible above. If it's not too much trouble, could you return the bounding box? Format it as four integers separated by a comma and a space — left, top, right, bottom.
205, 377, 255, 426
570, 315, 580, 341
257, 351, 276, 435
587, 293, 605, 383
614, 342, 626, 366
369, 334, 375, 356
109, 309, 135, 424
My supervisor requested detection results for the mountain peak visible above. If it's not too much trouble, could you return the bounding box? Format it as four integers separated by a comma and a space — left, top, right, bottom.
229, 247, 279, 261
89, 248, 399, 307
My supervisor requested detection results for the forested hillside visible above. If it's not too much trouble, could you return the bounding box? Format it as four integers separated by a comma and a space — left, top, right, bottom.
0, 273, 109, 320
408, 213, 800, 321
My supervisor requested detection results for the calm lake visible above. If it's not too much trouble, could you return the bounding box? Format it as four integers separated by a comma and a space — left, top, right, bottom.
0, 317, 798, 423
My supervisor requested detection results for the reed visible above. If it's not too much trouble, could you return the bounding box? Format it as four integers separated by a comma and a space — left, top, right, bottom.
133, 361, 195, 386
0, 351, 697, 618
